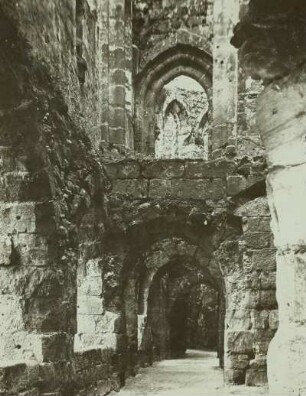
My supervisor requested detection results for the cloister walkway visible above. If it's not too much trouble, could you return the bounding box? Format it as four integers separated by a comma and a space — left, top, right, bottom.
110, 350, 268, 396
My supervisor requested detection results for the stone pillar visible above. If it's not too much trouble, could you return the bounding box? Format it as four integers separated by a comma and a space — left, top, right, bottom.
212, 0, 240, 152
257, 65, 306, 395
108, 0, 133, 150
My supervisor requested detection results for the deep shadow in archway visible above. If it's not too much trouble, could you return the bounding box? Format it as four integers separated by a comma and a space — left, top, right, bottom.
139, 258, 224, 368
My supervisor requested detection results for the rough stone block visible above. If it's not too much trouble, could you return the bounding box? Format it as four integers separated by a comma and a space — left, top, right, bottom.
108, 107, 126, 129
250, 310, 269, 329
245, 272, 261, 290
0, 363, 28, 392
184, 159, 234, 178
74, 332, 117, 350
105, 161, 140, 179
245, 369, 268, 386
228, 354, 250, 370
77, 296, 103, 315
224, 368, 246, 385
41, 333, 72, 362
226, 331, 254, 354
0, 203, 36, 234
235, 197, 270, 217
245, 290, 260, 309
0, 332, 43, 363
226, 305, 252, 329
227, 175, 247, 196
242, 217, 271, 233
85, 259, 102, 278
142, 160, 185, 179
244, 232, 273, 249
259, 290, 277, 309
3, 172, 30, 201
111, 69, 128, 85
77, 314, 103, 334
34, 202, 56, 235
109, 48, 126, 69
109, 86, 125, 107
111, 179, 147, 198
260, 272, 276, 290
269, 310, 279, 330
0, 295, 24, 332
0, 236, 12, 266
253, 329, 275, 357
78, 276, 103, 297
12, 234, 49, 266
0, 147, 26, 173
108, 127, 126, 145
249, 357, 267, 369
149, 178, 225, 200
252, 249, 277, 271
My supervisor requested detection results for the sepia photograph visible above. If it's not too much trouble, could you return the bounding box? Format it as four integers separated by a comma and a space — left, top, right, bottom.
0, 0, 305, 395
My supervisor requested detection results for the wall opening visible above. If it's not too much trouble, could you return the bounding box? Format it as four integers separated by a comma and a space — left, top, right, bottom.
134, 44, 213, 156
155, 76, 210, 159
141, 260, 221, 362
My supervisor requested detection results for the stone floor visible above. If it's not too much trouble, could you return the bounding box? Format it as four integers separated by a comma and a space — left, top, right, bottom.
110, 350, 268, 396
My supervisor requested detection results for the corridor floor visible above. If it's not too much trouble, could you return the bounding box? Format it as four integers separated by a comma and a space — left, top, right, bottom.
110, 350, 268, 396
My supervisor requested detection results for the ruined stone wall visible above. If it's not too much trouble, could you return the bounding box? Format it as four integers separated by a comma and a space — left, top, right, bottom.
133, 0, 213, 69
0, 3, 125, 395
219, 197, 277, 386
102, 156, 275, 386
105, 157, 265, 201
133, 0, 248, 159
231, 2, 306, 393
0, 0, 133, 151
0, 0, 283, 394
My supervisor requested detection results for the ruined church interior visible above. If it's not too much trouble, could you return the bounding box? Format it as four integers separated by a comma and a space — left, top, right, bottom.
0, 0, 306, 395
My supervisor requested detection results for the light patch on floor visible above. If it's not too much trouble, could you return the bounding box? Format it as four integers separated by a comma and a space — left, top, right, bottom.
110, 350, 268, 396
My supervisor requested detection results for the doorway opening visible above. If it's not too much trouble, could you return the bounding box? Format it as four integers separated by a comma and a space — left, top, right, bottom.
138, 259, 223, 367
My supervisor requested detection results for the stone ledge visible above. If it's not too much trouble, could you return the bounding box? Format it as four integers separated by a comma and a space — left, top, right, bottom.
104, 161, 140, 179
148, 178, 225, 200
184, 159, 235, 179
141, 160, 185, 179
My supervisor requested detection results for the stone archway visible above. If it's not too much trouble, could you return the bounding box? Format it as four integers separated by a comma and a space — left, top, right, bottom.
134, 44, 213, 155
121, 236, 225, 370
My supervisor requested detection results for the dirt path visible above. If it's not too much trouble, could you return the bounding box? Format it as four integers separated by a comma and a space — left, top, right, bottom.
110, 350, 268, 396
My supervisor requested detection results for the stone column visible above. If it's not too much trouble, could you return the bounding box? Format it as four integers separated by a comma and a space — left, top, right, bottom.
212, 0, 240, 152
257, 65, 306, 395
108, 0, 133, 150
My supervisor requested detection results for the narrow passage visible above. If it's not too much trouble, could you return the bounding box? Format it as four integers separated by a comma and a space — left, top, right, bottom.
110, 350, 268, 396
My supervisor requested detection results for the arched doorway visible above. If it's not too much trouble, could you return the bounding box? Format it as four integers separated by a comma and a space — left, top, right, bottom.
134, 44, 212, 156
122, 237, 225, 370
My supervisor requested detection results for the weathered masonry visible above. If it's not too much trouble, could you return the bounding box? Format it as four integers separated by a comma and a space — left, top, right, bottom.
0, 0, 304, 395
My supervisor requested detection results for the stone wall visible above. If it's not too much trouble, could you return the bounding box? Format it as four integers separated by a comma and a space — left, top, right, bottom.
0, 4, 124, 395
133, 0, 213, 67
0, 0, 283, 394
105, 157, 265, 201
0, 0, 133, 151
220, 197, 277, 386
232, 2, 306, 393
103, 156, 276, 386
